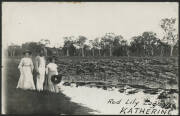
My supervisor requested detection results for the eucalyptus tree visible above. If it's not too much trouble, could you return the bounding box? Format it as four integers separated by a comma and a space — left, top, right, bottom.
156, 39, 166, 56
94, 38, 102, 56
89, 40, 95, 56
130, 36, 144, 56
141, 32, 159, 56
101, 32, 116, 57
39, 39, 50, 56
39, 39, 50, 46
75, 36, 87, 57
84, 44, 91, 56
113, 35, 124, 56
63, 36, 75, 56
89, 38, 102, 56
160, 18, 178, 56
8, 43, 16, 56
121, 40, 129, 56
129, 32, 158, 56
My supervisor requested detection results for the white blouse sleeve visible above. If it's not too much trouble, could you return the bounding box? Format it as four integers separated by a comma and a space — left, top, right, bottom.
55, 64, 58, 75
18, 58, 24, 69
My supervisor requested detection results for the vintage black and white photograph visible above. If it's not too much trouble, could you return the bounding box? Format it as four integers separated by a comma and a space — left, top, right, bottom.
1, 2, 179, 115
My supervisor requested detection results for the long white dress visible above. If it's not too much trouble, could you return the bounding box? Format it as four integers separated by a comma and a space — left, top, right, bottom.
17, 57, 35, 90
36, 56, 46, 91
46, 63, 58, 92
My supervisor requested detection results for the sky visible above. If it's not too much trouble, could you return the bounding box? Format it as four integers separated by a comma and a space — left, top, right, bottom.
2, 2, 179, 48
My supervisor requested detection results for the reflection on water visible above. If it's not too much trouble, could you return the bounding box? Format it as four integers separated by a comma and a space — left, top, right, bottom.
57, 81, 178, 115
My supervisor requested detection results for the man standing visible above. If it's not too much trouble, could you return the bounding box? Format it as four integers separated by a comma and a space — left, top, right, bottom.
34, 49, 46, 91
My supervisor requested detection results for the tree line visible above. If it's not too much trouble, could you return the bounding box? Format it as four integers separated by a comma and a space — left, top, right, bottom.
7, 18, 178, 57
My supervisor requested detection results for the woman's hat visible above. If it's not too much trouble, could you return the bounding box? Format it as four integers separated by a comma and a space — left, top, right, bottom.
23, 50, 32, 55
51, 74, 62, 84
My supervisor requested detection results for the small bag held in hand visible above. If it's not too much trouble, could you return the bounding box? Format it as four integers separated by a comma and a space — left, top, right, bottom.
51, 74, 62, 84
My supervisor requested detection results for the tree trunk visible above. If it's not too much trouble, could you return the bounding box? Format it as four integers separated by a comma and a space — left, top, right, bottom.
10, 49, 13, 56
103, 49, 106, 57
127, 49, 129, 57
82, 48, 84, 57
151, 48, 154, 56
151, 46, 154, 56
109, 45, 112, 57
160, 46, 164, 57
170, 45, 174, 56
56, 48, 59, 56
92, 49, 94, 56
78, 49, 80, 56
67, 48, 69, 56
12, 50, 15, 56
160, 46, 163, 56
98, 49, 101, 56
9, 49, 12, 56
137, 48, 140, 56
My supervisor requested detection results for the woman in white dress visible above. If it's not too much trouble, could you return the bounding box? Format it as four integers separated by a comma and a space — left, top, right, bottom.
45, 57, 59, 92
34, 49, 46, 91
17, 50, 35, 90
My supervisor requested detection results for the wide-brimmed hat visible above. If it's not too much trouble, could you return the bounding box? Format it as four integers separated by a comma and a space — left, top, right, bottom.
23, 50, 32, 55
